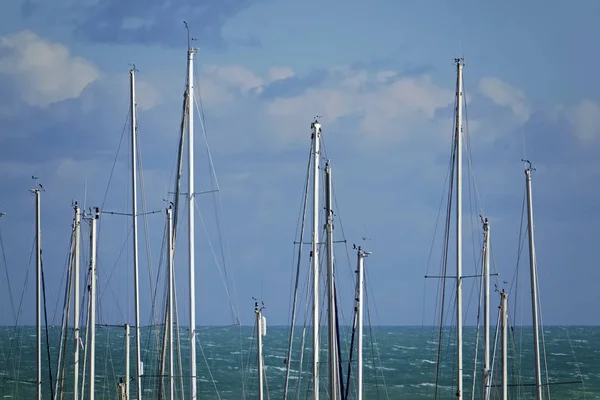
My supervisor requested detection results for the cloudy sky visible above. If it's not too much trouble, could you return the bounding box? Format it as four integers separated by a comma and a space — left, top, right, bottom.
0, 0, 598, 327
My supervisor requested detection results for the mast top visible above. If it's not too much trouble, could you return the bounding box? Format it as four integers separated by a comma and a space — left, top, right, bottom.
29, 175, 44, 193
311, 117, 322, 131
253, 297, 265, 313
454, 57, 465, 67
522, 159, 536, 173
183, 20, 198, 53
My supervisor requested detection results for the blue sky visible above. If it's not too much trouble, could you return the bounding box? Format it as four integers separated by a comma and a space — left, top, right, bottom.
0, 0, 599, 327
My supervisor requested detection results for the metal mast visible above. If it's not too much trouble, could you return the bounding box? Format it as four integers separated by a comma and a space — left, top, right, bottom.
89, 207, 99, 400
524, 161, 543, 400
454, 57, 465, 400
34, 187, 42, 400
125, 324, 130, 399
356, 247, 368, 400
73, 203, 81, 400
130, 67, 143, 400
187, 46, 198, 400
501, 290, 508, 400
483, 217, 491, 397
255, 301, 265, 400
311, 119, 321, 400
325, 161, 338, 399
167, 206, 175, 400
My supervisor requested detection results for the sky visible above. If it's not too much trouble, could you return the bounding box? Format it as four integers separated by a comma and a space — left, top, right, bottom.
0, 0, 599, 327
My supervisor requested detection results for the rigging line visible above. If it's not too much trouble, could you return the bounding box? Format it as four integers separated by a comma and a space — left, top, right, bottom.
54, 234, 76, 400
192, 84, 243, 324
101, 106, 131, 210
424, 95, 459, 357
135, 117, 158, 328
535, 263, 552, 400
507, 314, 525, 398
333, 282, 345, 397
294, 256, 313, 400
98, 225, 132, 304
192, 81, 220, 192
195, 334, 223, 399
51, 234, 76, 325
10, 235, 34, 390
191, 82, 242, 322
172, 266, 185, 398
0, 226, 17, 325
40, 254, 54, 395
508, 186, 527, 327
433, 135, 457, 400
563, 327, 587, 398
462, 74, 485, 217
284, 137, 313, 399
364, 267, 390, 399
470, 254, 484, 400
193, 201, 239, 323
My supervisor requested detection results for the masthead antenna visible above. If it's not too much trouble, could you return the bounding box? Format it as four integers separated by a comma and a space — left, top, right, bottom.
521, 159, 535, 172
183, 21, 190, 50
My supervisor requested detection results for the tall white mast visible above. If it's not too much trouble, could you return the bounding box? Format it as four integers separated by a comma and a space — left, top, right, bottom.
524, 161, 543, 400
255, 301, 265, 400
483, 217, 491, 397
34, 188, 42, 400
125, 324, 130, 400
73, 203, 81, 400
167, 206, 175, 400
501, 290, 508, 400
310, 119, 321, 400
130, 66, 143, 400
187, 46, 198, 400
454, 57, 464, 400
325, 161, 338, 399
89, 207, 99, 400
356, 247, 368, 400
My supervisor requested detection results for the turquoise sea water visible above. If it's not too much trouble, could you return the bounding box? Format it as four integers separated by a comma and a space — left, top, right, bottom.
0, 325, 598, 399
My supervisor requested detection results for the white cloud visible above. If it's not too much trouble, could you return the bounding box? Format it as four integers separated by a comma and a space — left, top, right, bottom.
0, 30, 99, 108
267, 67, 294, 82
266, 71, 454, 144
479, 76, 530, 123
565, 99, 600, 143
203, 64, 263, 94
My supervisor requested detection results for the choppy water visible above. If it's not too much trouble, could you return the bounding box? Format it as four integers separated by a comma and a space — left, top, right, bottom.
0, 325, 598, 399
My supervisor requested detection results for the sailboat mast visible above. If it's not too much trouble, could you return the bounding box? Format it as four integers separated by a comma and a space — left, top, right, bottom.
454, 57, 464, 400
34, 188, 42, 400
73, 203, 81, 400
187, 46, 198, 400
483, 218, 490, 396
501, 290, 508, 400
89, 207, 99, 400
125, 324, 130, 399
356, 247, 367, 400
130, 67, 143, 400
325, 161, 338, 399
311, 119, 321, 400
524, 162, 543, 400
167, 206, 175, 400
256, 302, 264, 400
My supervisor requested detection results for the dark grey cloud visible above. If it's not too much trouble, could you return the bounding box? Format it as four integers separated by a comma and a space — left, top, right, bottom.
20, 0, 263, 49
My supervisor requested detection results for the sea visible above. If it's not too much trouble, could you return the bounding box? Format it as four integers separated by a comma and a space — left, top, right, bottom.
0, 325, 598, 399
